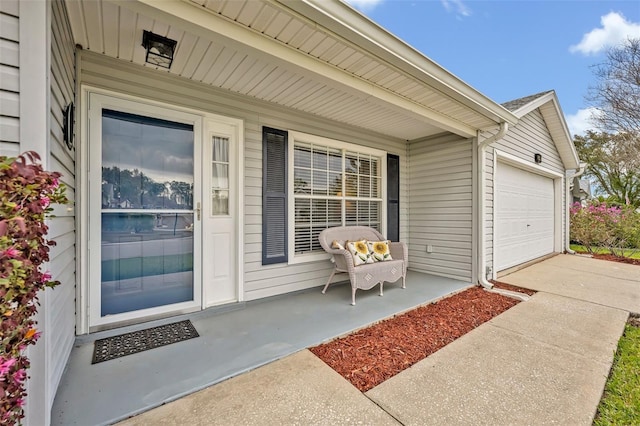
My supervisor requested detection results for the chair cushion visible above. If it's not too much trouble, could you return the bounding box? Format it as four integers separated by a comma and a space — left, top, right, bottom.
368, 240, 393, 262
331, 240, 345, 250
347, 240, 374, 266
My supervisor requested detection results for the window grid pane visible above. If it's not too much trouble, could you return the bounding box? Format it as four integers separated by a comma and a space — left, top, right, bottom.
211, 136, 230, 215
294, 141, 383, 255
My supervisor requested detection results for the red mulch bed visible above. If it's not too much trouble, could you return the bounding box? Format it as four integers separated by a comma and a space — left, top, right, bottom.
310, 286, 520, 392
490, 280, 537, 296
591, 253, 640, 266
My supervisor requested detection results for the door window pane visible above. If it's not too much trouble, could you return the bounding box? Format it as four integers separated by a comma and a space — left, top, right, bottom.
102, 110, 194, 210
213, 137, 229, 162
212, 164, 229, 189
101, 110, 195, 316
212, 190, 229, 215
101, 213, 194, 316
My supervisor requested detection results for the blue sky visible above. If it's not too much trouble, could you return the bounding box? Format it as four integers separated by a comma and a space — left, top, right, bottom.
344, 0, 640, 136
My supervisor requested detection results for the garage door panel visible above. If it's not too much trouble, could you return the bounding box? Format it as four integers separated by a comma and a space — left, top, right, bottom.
496, 163, 554, 271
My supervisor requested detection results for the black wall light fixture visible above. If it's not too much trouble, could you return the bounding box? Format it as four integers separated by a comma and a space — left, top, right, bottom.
534, 153, 542, 164
63, 102, 75, 150
142, 30, 177, 69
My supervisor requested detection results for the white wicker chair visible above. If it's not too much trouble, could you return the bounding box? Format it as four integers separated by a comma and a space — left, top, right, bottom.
318, 226, 408, 305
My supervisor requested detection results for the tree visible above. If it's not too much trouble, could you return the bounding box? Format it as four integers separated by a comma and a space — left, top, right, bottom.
574, 131, 640, 208
169, 180, 193, 208
587, 37, 640, 134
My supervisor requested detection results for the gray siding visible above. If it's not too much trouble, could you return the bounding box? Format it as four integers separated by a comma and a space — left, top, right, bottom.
491, 109, 564, 170
486, 109, 566, 272
78, 51, 409, 301
408, 134, 473, 282
0, 0, 20, 155
47, 0, 76, 409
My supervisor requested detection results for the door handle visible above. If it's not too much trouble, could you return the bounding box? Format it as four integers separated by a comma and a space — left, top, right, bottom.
196, 202, 201, 221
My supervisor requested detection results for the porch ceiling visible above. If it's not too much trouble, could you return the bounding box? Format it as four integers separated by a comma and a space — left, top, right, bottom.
65, 0, 509, 140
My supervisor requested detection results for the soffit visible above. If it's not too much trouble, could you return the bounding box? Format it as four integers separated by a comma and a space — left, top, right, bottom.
65, 0, 498, 140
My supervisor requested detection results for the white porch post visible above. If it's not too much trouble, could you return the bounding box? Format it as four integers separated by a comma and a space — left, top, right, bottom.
19, 0, 52, 425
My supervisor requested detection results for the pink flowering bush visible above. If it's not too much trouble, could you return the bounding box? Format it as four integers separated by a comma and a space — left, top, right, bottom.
570, 201, 640, 256
1, 152, 67, 424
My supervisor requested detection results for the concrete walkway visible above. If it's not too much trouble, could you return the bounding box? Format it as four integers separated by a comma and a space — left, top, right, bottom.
118, 255, 637, 425
498, 253, 640, 313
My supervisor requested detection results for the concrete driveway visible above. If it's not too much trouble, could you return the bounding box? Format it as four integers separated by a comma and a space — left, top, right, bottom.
500, 254, 640, 313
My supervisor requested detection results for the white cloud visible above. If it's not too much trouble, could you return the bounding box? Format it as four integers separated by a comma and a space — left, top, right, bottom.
566, 108, 599, 136
441, 0, 471, 18
570, 12, 640, 55
344, 0, 384, 11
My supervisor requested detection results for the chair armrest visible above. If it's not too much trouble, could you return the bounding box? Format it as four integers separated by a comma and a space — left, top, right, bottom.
389, 241, 408, 267
327, 249, 352, 271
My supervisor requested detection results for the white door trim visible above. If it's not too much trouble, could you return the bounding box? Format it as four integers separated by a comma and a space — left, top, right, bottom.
77, 85, 244, 334
493, 149, 563, 276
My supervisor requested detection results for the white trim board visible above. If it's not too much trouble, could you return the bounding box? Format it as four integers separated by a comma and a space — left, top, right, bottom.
494, 150, 563, 178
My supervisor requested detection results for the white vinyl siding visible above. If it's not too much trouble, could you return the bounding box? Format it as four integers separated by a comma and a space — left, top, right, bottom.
486, 109, 565, 272
408, 134, 473, 282
78, 51, 408, 302
0, 0, 20, 155
47, 0, 76, 413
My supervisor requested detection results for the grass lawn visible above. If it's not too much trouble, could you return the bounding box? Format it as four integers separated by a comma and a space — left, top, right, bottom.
570, 244, 640, 260
594, 320, 640, 425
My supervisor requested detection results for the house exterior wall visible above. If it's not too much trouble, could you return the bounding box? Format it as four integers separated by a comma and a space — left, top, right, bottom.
485, 109, 566, 272
77, 51, 409, 303
7, 1, 77, 424
0, 0, 20, 156
407, 134, 473, 282
46, 0, 76, 410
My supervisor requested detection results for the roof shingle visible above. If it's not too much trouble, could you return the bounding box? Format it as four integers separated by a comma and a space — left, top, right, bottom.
501, 90, 554, 112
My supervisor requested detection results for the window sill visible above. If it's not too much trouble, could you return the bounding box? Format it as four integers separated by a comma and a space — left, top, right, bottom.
288, 252, 331, 265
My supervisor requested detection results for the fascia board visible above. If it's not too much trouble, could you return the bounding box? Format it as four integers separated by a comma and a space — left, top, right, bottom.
111, 0, 478, 138
282, 0, 518, 125
542, 95, 580, 170
509, 91, 555, 118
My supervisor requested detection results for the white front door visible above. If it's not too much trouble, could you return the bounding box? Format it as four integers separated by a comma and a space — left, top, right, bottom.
201, 119, 238, 306
495, 162, 555, 271
87, 92, 241, 329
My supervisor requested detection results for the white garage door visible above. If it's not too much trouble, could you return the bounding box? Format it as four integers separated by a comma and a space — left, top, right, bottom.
495, 162, 555, 271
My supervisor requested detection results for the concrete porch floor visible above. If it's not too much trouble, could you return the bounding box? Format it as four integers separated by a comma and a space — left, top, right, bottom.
51, 271, 471, 425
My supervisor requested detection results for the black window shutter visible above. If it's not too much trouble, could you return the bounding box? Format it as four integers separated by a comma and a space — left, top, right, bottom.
262, 127, 288, 264
387, 154, 400, 242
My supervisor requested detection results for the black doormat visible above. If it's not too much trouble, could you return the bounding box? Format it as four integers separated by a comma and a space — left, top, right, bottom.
92, 320, 199, 364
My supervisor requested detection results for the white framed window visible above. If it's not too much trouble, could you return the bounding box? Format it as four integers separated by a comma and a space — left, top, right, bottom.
288, 131, 386, 263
